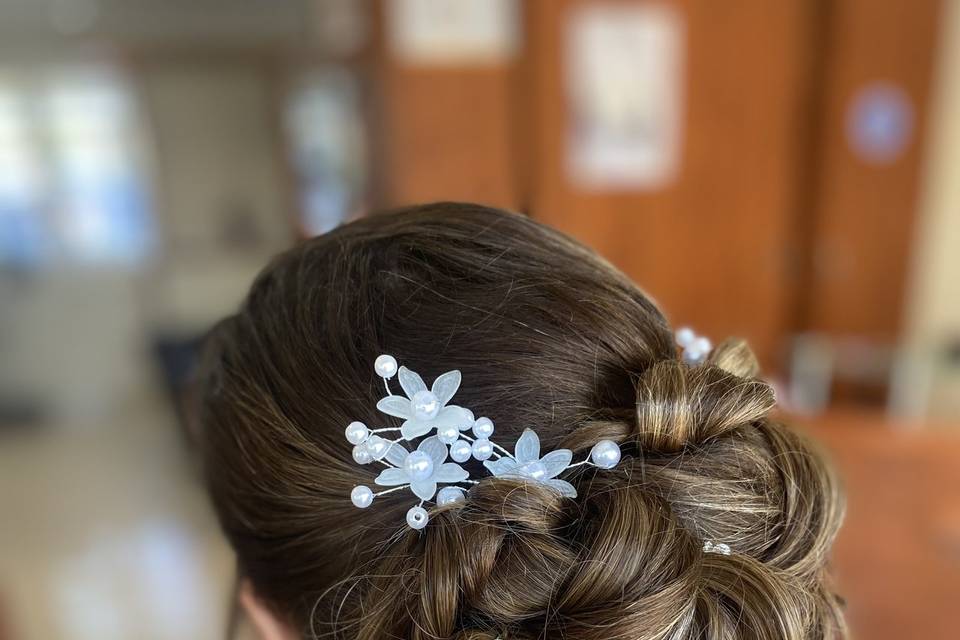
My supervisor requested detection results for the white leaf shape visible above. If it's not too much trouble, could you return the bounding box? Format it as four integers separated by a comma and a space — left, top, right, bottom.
431, 370, 462, 406
539, 449, 573, 479
418, 436, 448, 464
398, 366, 427, 398
433, 462, 469, 483
545, 479, 578, 498
514, 429, 540, 464
384, 443, 408, 467
483, 458, 518, 476
410, 479, 437, 500
432, 405, 472, 429
400, 419, 431, 440
377, 396, 411, 419
375, 467, 408, 486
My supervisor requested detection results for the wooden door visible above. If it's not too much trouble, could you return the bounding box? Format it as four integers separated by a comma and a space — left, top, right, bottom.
523, 0, 819, 368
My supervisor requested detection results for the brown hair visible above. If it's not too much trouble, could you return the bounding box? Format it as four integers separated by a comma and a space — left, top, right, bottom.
199, 202, 846, 639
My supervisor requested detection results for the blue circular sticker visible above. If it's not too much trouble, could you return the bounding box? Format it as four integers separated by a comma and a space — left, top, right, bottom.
846, 82, 914, 165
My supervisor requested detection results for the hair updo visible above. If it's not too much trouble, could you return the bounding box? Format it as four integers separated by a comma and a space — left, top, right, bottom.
199, 202, 846, 639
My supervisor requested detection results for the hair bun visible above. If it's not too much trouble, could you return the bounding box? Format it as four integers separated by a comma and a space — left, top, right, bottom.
633, 356, 775, 453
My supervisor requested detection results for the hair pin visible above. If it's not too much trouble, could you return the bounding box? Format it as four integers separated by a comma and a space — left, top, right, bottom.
675, 326, 712, 365
347, 355, 623, 529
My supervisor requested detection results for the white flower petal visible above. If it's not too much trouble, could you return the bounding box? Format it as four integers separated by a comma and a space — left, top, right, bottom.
410, 479, 437, 501
384, 443, 409, 467
431, 370, 461, 406
418, 436, 448, 465
398, 366, 427, 398
401, 419, 431, 440
545, 478, 578, 498
433, 462, 468, 483
539, 449, 573, 479
483, 458, 519, 476
374, 467, 408, 486
377, 396, 411, 419
514, 429, 540, 464
432, 405, 473, 430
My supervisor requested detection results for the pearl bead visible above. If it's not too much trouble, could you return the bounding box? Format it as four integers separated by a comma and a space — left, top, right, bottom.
590, 440, 622, 469
406, 505, 429, 529
472, 417, 494, 439
403, 451, 435, 482
471, 439, 493, 461
374, 354, 398, 379
675, 327, 696, 348
436, 486, 465, 506
518, 460, 547, 480
449, 440, 472, 462
366, 436, 389, 459
692, 336, 711, 355
345, 421, 370, 445
351, 485, 374, 508
437, 424, 460, 444
352, 444, 372, 464
411, 390, 441, 420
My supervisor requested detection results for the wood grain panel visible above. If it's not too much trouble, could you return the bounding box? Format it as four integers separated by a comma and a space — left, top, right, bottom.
524, 0, 818, 368
377, 58, 521, 209
803, 0, 941, 340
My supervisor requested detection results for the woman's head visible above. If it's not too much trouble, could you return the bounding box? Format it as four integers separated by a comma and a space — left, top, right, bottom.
199, 202, 845, 639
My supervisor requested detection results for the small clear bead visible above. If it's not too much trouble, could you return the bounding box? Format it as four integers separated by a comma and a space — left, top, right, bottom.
366, 435, 389, 460
590, 440, 622, 469
403, 451, 435, 482
406, 505, 429, 529
471, 438, 494, 461
692, 336, 712, 356
352, 444, 373, 465
374, 354, 398, 379
436, 486, 466, 506
345, 421, 370, 445
675, 327, 696, 348
437, 424, 460, 444
472, 417, 494, 439
351, 485, 374, 508
411, 390, 441, 420
703, 541, 731, 555
449, 440, 472, 462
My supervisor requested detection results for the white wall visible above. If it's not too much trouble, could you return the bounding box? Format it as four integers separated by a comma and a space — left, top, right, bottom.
139, 63, 291, 332
904, 0, 960, 419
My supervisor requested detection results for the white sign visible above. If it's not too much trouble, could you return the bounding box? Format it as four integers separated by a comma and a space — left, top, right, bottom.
385, 0, 520, 66
565, 4, 685, 190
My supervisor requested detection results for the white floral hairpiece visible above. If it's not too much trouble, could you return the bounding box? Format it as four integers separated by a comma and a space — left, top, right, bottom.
675, 326, 712, 364
346, 355, 623, 529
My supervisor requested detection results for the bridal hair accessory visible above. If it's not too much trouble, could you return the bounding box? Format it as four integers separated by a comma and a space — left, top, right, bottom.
347, 355, 623, 529
675, 326, 712, 365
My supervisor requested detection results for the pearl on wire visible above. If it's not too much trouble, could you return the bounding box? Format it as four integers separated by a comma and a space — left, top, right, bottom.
351, 485, 374, 508
449, 440, 472, 462
406, 505, 429, 529
374, 354, 398, 379
345, 421, 370, 445
472, 417, 494, 439
437, 424, 460, 444
589, 440, 622, 469
352, 444, 373, 465
436, 486, 466, 506
471, 439, 494, 461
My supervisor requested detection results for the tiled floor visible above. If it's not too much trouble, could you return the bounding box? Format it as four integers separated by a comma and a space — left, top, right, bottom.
0, 393, 234, 640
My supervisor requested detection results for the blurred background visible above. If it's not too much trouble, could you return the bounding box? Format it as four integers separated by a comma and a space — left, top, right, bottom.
0, 0, 957, 638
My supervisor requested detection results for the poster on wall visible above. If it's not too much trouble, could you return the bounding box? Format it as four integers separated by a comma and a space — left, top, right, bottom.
385, 0, 519, 66
565, 4, 685, 191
